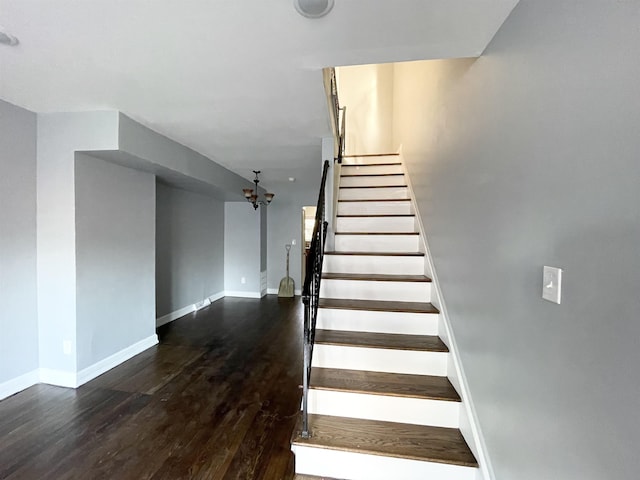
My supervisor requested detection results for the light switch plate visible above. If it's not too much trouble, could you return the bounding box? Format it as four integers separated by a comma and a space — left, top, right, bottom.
542, 266, 562, 304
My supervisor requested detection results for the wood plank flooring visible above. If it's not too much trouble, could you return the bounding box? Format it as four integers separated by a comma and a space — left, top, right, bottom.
0, 296, 303, 480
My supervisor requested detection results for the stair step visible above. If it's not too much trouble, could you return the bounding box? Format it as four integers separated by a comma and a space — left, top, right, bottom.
318, 298, 437, 314
334, 233, 418, 253
323, 251, 424, 275
295, 475, 342, 480
320, 273, 431, 302
337, 200, 412, 216
310, 368, 459, 402
315, 330, 447, 352
317, 299, 439, 336
339, 186, 409, 201
342, 165, 404, 176
325, 251, 423, 256
340, 175, 405, 187
292, 414, 478, 467
335, 231, 418, 235
343, 153, 400, 158
322, 273, 430, 283
341, 172, 404, 178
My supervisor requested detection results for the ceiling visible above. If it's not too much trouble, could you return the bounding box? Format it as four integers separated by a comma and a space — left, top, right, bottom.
0, 0, 519, 189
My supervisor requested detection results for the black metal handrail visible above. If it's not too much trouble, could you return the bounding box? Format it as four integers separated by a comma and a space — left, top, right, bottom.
329, 68, 346, 164
300, 159, 330, 438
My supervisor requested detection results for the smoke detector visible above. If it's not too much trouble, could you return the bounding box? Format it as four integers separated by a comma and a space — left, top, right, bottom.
0, 27, 19, 46
294, 0, 334, 18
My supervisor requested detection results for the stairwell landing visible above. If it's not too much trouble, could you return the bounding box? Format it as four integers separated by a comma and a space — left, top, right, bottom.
291, 153, 480, 480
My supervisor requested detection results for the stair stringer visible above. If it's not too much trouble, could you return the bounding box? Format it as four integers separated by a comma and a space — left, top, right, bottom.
397, 146, 494, 480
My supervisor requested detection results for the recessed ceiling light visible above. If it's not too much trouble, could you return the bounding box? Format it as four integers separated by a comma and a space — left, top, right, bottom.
0, 27, 19, 46
289, 177, 296, 182
294, 0, 334, 18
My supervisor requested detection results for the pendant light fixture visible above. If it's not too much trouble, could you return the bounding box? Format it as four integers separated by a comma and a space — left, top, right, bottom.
242, 171, 274, 210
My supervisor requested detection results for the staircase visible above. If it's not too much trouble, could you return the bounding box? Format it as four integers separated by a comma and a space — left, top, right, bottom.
291, 154, 479, 480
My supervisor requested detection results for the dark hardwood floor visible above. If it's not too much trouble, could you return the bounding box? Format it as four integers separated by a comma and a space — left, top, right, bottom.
0, 296, 303, 480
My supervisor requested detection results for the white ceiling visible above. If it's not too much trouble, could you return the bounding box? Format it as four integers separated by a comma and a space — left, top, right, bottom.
0, 0, 518, 188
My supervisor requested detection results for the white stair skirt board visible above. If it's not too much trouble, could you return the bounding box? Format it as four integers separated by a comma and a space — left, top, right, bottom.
342, 155, 400, 166
337, 200, 412, 215
312, 345, 448, 376
307, 389, 460, 428
292, 445, 477, 480
323, 254, 424, 275
335, 234, 419, 253
336, 216, 416, 233
341, 164, 404, 175
317, 308, 439, 336
320, 279, 431, 303
339, 186, 409, 200
340, 175, 405, 187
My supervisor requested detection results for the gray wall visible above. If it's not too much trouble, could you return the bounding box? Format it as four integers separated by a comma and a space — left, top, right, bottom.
0, 100, 38, 385
75, 154, 156, 370
392, 1, 640, 479
224, 202, 261, 295
156, 182, 224, 319
266, 180, 320, 293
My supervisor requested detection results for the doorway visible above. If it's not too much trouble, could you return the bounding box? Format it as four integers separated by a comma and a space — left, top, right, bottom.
301, 206, 317, 284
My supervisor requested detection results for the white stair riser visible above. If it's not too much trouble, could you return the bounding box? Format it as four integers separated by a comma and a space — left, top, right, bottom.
340, 175, 405, 187
323, 254, 424, 275
339, 186, 408, 200
312, 344, 448, 376
342, 164, 404, 175
335, 234, 420, 253
292, 445, 476, 480
336, 216, 416, 233
342, 156, 400, 166
338, 201, 412, 215
307, 390, 460, 428
320, 279, 431, 303
317, 308, 439, 335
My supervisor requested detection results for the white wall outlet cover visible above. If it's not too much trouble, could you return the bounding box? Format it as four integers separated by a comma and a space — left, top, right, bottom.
292, 239, 297, 245
542, 266, 562, 304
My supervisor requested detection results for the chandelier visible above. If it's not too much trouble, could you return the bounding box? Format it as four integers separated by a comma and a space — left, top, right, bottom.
243, 170, 274, 210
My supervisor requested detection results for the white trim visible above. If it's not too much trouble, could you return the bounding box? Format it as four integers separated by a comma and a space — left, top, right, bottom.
224, 290, 261, 298
75, 334, 158, 387
398, 147, 494, 480
0, 369, 40, 400
39, 368, 77, 388
266, 288, 302, 296
156, 291, 225, 326
157, 304, 195, 327
208, 291, 225, 303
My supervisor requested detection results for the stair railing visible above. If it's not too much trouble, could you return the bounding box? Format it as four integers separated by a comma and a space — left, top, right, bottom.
300, 159, 330, 438
329, 67, 347, 164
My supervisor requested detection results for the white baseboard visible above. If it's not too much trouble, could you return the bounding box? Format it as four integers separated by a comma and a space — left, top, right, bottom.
224, 290, 261, 298
38, 334, 159, 389
266, 288, 302, 296
76, 334, 158, 387
208, 291, 225, 303
156, 290, 225, 327
0, 369, 40, 400
39, 368, 78, 388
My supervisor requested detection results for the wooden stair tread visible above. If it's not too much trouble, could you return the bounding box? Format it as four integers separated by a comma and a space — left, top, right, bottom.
322, 273, 430, 282
324, 251, 424, 257
292, 414, 477, 467
338, 198, 410, 202
310, 367, 460, 402
337, 213, 414, 217
318, 298, 438, 314
315, 330, 448, 352
343, 153, 400, 158
340, 173, 404, 178
339, 184, 406, 188
341, 162, 402, 167
334, 231, 418, 235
